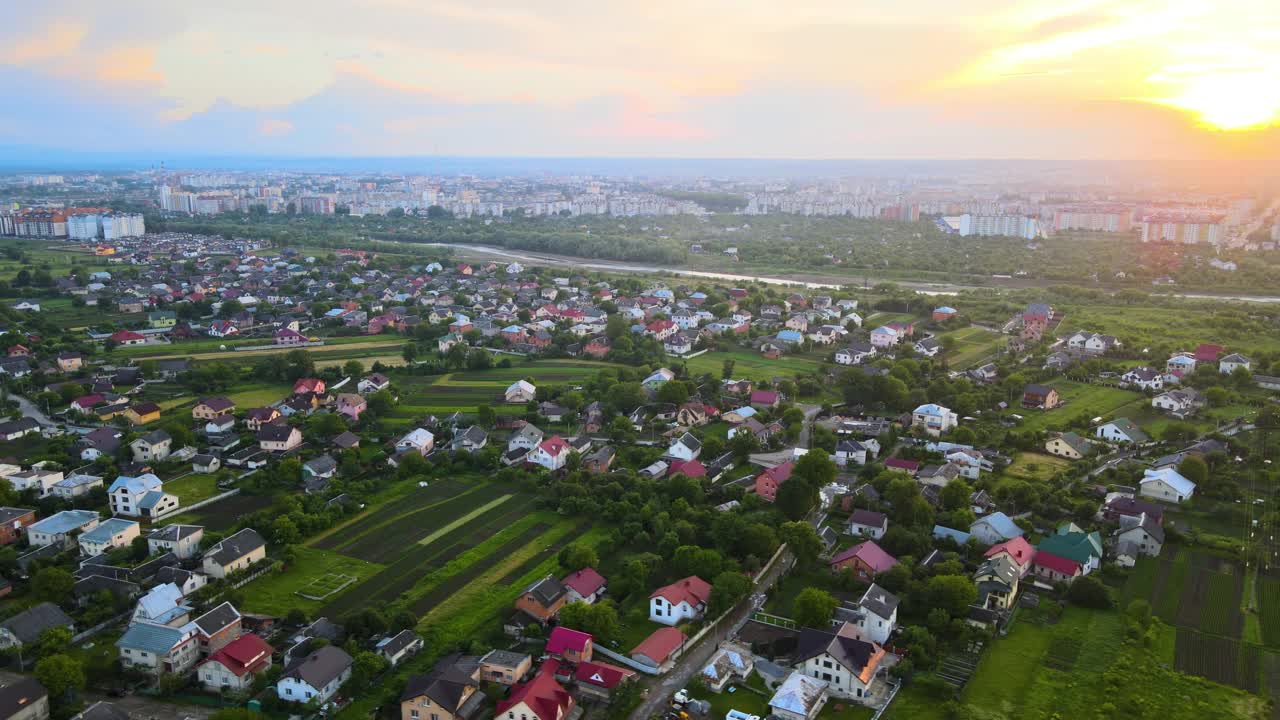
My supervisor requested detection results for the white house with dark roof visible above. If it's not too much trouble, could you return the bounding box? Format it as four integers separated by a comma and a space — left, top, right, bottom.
277, 645, 353, 704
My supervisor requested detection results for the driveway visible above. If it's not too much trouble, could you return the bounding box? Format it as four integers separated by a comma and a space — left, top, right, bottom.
12, 394, 54, 426
627, 552, 795, 720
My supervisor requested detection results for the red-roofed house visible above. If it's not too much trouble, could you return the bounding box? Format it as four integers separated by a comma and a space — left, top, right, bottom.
1031, 550, 1082, 584
529, 436, 571, 471
631, 626, 686, 668
110, 329, 147, 346
649, 575, 712, 625
293, 378, 326, 395
196, 634, 273, 692
753, 462, 794, 502
496, 662, 575, 720
573, 660, 636, 701
884, 458, 920, 476
646, 320, 676, 340
545, 627, 593, 663
984, 537, 1035, 577
1195, 343, 1225, 363
829, 541, 899, 579
561, 568, 607, 604
750, 390, 780, 408
275, 328, 309, 346
668, 459, 707, 479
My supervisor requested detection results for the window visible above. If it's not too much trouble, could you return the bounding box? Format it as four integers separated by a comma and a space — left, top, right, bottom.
411, 712, 419, 719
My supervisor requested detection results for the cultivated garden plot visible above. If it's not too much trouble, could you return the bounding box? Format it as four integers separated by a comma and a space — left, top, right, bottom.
1175, 629, 1260, 693
295, 572, 359, 601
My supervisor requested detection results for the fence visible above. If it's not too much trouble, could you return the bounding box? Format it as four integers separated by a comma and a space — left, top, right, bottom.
234, 340, 326, 351
593, 646, 662, 675
152, 488, 241, 522
71, 610, 131, 644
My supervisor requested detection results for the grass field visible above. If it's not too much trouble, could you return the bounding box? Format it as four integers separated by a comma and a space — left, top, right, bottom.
240, 545, 384, 616
385, 359, 619, 419
683, 349, 828, 383
1005, 379, 1142, 432
130, 339, 407, 362
938, 326, 1004, 369
162, 473, 221, 505
1001, 452, 1072, 483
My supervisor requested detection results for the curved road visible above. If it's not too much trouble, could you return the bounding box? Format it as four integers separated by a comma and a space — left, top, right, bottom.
13, 394, 54, 426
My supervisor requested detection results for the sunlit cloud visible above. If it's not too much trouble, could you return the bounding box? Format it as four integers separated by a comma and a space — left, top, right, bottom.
257, 118, 295, 137
0, 21, 87, 65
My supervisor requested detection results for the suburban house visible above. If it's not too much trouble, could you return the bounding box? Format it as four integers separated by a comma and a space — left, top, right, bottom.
495, 663, 575, 720
769, 671, 829, 720
666, 432, 702, 461
0, 677, 48, 719
202, 528, 267, 579
792, 628, 885, 700
1021, 384, 1060, 410
911, 403, 958, 436
400, 654, 483, 720
574, 660, 636, 701
480, 650, 532, 686
1115, 515, 1165, 562
124, 402, 162, 425
335, 393, 367, 421
130, 430, 173, 462
968, 512, 1024, 545
753, 462, 794, 502
197, 633, 273, 692
561, 567, 607, 604
829, 541, 898, 578
649, 576, 712, 625
0, 507, 35, 545
78, 518, 141, 557
192, 397, 236, 420
1031, 551, 1082, 584
702, 643, 754, 692
358, 373, 391, 394
1121, 367, 1164, 391
1220, 353, 1252, 374
108, 474, 178, 518
277, 645, 353, 704
835, 440, 869, 467
528, 436, 571, 472
394, 428, 435, 458
117, 621, 200, 675
257, 424, 303, 453
514, 576, 569, 625
28, 510, 99, 548
975, 555, 1021, 609
983, 537, 1035, 577
1045, 432, 1093, 460
847, 510, 888, 539
148, 524, 204, 560
0, 602, 75, 651
1095, 418, 1149, 445
1140, 467, 1196, 503
505, 380, 537, 403
835, 342, 876, 366
1037, 523, 1103, 575
1152, 388, 1205, 417
845, 584, 899, 645
545, 626, 593, 664
631, 627, 687, 668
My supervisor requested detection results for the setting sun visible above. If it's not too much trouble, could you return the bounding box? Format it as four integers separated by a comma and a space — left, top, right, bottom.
1148, 67, 1280, 131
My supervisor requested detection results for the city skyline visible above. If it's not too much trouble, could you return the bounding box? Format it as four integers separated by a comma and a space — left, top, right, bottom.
2, 1, 1279, 161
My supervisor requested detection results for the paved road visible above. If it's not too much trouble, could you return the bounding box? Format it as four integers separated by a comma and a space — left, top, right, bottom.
797, 404, 822, 449
12, 394, 54, 427
628, 552, 796, 720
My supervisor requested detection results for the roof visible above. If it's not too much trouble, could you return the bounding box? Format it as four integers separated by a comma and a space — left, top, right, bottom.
29, 509, 98, 535
193, 601, 241, 636
117, 622, 188, 655
1101, 417, 1149, 442
794, 627, 879, 674
377, 629, 421, 657
932, 525, 972, 544
849, 509, 887, 529
631, 626, 686, 665
650, 575, 712, 607
495, 664, 573, 720
149, 524, 204, 543
858, 584, 900, 619
523, 576, 568, 607
829, 540, 898, 573
0, 677, 47, 718
401, 654, 480, 707
107, 473, 162, 496
985, 537, 1034, 565
80, 518, 139, 546
200, 633, 272, 678
971, 512, 1023, 540
561, 567, 606, 598
0, 602, 73, 645
575, 660, 635, 689
1142, 467, 1197, 495
205, 528, 266, 566
545, 626, 593, 655
1033, 550, 1081, 576
286, 645, 353, 689
770, 671, 828, 715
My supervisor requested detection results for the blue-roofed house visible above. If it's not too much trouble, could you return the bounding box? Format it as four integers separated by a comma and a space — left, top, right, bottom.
28, 509, 99, 548
776, 329, 805, 345
108, 474, 179, 519
969, 512, 1024, 545
132, 583, 191, 626
78, 518, 141, 557
1140, 467, 1196, 504
117, 622, 200, 674
932, 525, 972, 545
911, 403, 958, 436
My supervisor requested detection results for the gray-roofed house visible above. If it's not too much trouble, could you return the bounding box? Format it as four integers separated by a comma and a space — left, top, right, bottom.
117, 622, 200, 674
400, 654, 484, 720
202, 528, 267, 579
791, 627, 885, 701
130, 429, 173, 462
769, 671, 829, 720
193, 601, 243, 654
148, 524, 204, 560
376, 629, 423, 667
277, 645, 353, 704
452, 426, 489, 453
0, 603, 74, 651
0, 676, 48, 720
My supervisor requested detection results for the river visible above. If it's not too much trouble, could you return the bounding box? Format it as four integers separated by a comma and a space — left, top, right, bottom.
418, 241, 1280, 303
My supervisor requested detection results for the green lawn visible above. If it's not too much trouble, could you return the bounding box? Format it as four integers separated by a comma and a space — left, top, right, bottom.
226, 383, 293, 408
684, 349, 828, 384
163, 473, 222, 505
240, 545, 385, 616
938, 326, 1004, 369
1005, 379, 1142, 432
1001, 452, 1072, 483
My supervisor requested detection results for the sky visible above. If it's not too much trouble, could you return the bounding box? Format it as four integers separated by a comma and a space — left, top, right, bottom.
2, 0, 1279, 161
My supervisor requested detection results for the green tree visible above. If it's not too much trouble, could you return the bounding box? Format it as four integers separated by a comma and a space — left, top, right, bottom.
34, 626, 74, 660
402, 343, 419, 363
926, 575, 977, 617
792, 451, 837, 489
779, 522, 823, 566
477, 405, 497, 428
1178, 456, 1209, 486
559, 543, 600, 572
558, 601, 620, 640
34, 654, 85, 704
32, 567, 74, 604
709, 571, 752, 616
793, 587, 838, 628
1067, 575, 1111, 609
776, 477, 818, 521
347, 651, 389, 693
343, 360, 364, 377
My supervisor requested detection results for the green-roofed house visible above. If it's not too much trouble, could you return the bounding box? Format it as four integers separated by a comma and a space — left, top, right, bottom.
1045, 431, 1094, 460
1037, 523, 1103, 575
1094, 418, 1150, 445
148, 310, 177, 329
